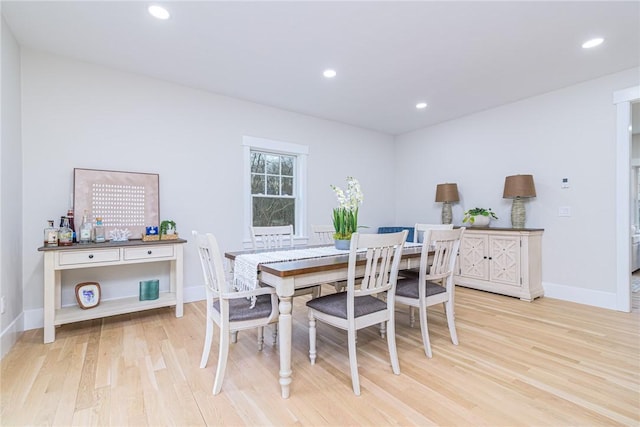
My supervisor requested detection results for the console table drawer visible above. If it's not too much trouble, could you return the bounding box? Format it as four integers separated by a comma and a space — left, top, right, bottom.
124, 245, 174, 261
59, 249, 121, 266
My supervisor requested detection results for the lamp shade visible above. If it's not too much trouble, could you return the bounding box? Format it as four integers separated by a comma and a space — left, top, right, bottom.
435, 183, 459, 202
503, 175, 536, 199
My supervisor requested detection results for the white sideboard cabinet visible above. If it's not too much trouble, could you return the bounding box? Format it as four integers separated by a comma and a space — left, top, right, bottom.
38, 239, 186, 343
455, 227, 543, 301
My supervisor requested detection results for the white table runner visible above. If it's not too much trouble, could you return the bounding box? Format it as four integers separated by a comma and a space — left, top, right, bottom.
233, 246, 349, 295
233, 242, 422, 301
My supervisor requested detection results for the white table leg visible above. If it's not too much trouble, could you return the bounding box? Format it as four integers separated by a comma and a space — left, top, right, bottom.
278, 296, 293, 398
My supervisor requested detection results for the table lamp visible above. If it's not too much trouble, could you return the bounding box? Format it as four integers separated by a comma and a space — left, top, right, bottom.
503, 174, 536, 228
435, 183, 459, 224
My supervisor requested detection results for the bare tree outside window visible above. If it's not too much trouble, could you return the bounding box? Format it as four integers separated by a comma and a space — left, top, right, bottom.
251, 151, 296, 228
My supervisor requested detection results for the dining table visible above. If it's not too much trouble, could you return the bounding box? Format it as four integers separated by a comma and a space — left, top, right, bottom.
224, 242, 423, 399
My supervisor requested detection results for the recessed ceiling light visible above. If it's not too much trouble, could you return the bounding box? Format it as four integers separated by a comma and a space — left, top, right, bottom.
582, 38, 604, 49
323, 69, 337, 78
416, 102, 428, 109
148, 5, 170, 20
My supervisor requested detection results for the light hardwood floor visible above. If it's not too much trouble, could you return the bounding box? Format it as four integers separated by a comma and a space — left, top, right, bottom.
2, 286, 639, 426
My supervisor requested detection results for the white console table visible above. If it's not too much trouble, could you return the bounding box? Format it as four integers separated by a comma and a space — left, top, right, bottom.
38, 238, 186, 343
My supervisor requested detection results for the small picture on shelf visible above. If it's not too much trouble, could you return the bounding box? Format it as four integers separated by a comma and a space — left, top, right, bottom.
75, 282, 101, 309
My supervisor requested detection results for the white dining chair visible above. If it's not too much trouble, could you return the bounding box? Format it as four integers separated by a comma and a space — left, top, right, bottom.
311, 224, 347, 292
193, 230, 279, 395
250, 225, 295, 249
401, 223, 455, 324
306, 230, 407, 395
249, 225, 321, 298
395, 227, 465, 358
248, 225, 321, 344
413, 223, 454, 244
310, 224, 335, 245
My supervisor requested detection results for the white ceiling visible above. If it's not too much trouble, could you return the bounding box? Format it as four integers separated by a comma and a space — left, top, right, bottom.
2, 1, 639, 135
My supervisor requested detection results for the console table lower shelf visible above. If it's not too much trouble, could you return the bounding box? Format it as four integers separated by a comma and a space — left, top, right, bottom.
38, 239, 186, 343
55, 292, 178, 325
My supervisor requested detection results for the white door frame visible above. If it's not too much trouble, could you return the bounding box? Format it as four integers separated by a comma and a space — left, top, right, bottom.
614, 85, 640, 312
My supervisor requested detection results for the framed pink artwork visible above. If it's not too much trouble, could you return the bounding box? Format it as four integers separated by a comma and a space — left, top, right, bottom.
73, 168, 159, 240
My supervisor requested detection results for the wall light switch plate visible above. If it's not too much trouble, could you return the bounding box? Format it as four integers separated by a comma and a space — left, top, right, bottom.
559, 207, 571, 217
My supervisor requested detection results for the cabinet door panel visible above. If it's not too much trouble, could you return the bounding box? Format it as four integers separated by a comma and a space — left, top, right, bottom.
489, 236, 520, 286
459, 235, 487, 279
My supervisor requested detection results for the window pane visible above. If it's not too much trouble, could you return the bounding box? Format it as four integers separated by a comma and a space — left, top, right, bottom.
251, 152, 265, 173
253, 197, 295, 228
265, 155, 280, 174
281, 156, 294, 176
251, 174, 265, 194
282, 177, 293, 196
266, 176, 280, 195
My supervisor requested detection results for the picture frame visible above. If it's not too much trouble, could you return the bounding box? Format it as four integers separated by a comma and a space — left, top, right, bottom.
75, 282, 101, 309
73, 168, 160, 240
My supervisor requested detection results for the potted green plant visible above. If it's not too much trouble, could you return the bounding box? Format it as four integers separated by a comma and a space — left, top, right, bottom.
160, 220, 177, 239
330, 177, 364, 249
463, 208, 498, 227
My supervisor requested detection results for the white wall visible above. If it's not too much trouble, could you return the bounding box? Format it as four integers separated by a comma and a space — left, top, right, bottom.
0, 15, 24, 357
20, 50, 396, 325
395, 67, 640, 308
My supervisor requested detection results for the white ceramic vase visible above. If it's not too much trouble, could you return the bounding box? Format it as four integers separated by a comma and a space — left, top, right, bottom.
470, 215, 491, 227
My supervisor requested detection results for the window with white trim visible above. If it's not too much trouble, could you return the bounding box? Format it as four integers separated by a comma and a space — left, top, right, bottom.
243, 136, 307, 240
250, 151, 296, 227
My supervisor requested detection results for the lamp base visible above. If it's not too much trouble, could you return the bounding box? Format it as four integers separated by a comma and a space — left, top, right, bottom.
511, 197, 526, 228
441, 202, 452, 225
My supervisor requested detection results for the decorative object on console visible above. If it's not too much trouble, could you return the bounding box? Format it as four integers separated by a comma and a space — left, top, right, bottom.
435, 183, 459, 225
503, 174, 536, 228
462, 208, 498, 227
142, 226, 160, 241
160, 220, 178, 240
73, 168, 159, 240
330, 176, 364, 249
139, 279, 160, 301
75, 282, 101, 309
108, 228, 132, 242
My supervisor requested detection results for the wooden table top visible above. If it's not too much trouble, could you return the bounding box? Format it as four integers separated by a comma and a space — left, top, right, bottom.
225, 244, 423, 278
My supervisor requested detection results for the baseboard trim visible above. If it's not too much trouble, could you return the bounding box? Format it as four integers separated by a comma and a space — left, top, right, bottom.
1, 313, 24, 360
23, 285, 206, 332
542, 281, 617, 310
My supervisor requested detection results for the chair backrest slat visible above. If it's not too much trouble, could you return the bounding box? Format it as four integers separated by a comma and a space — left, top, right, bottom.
350, 231, 407, 298
250, 225, 294, 249
311, 224, 335, 244
413, 223, 453, 243
193, 231, 228, 299
421, 228, 465, 285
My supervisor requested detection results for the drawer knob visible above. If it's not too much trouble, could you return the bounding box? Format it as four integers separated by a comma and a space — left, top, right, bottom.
88, 254, 94, 259
147, 250, 152, 255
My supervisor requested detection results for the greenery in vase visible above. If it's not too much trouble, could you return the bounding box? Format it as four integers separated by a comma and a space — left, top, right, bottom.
160, 220, 176, 235
330, 176, 364, 240
462, 207, 498, 224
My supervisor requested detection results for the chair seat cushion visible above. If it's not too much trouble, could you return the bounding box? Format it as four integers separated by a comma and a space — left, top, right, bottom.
306, 292, 386, 319
213, 294, 273, 321
399, 268, 419, 279
395, 278, 447, 299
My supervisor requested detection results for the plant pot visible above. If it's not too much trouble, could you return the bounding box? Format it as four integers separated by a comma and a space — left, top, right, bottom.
335, 239, 351, 250
470, 215, 491, 227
